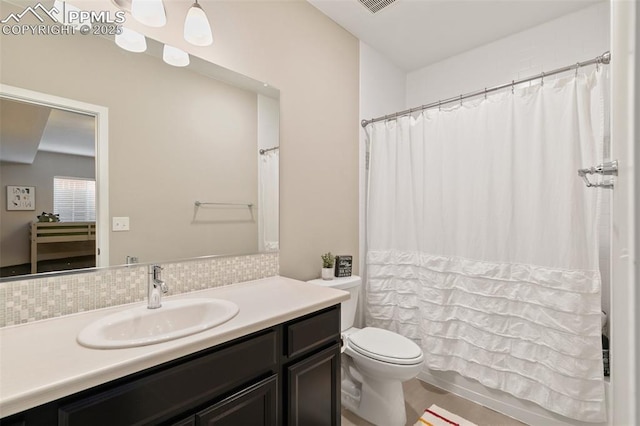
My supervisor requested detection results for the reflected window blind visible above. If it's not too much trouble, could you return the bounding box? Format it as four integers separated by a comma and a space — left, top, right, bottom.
53, 177, 96, 222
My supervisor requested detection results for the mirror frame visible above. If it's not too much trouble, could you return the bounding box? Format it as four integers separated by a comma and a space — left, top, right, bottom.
0, 83, 110, 273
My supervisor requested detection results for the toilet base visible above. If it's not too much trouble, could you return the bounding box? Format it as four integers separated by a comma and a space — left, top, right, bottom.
342, 373, 407, 426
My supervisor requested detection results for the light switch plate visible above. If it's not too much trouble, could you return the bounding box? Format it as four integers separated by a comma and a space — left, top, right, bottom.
112, 217, 130, 231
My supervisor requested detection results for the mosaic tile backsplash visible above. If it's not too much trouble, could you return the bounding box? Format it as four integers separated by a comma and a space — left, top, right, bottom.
0, 252, 279, 327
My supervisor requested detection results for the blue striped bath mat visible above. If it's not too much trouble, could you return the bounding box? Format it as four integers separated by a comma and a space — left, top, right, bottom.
414, 404, 478, 426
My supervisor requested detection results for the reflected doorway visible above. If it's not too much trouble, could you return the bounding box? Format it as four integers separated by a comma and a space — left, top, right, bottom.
0, 85, 109, 278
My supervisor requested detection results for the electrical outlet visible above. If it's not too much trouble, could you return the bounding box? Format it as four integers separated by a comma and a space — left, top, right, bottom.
112, 217, 130, 232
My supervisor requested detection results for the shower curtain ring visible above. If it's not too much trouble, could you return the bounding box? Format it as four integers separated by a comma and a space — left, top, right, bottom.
459, 95, 463, 106
484, 88, 487, 100
541, 72, 545, 86
511, 80, 515, 94
575, 62, 580, 77
438, 101, 441, 111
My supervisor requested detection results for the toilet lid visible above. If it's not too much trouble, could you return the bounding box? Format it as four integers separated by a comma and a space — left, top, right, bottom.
347, 327, 423, 365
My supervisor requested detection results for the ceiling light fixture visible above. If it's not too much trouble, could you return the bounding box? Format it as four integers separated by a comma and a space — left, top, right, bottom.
131, 0, 167, 27
184, 0, 213, 47
115, 27, 147, 53
163, 45, 190, 67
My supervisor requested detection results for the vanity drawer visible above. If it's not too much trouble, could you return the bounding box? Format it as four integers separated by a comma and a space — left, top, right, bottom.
58, 330, 278, 426
285, 305, 340, 359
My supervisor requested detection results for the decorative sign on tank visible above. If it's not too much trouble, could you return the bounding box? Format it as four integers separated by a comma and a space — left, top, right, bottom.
334, 255, 352, 278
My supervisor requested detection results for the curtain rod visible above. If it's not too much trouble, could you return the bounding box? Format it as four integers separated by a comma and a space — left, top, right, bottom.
361, 51, 611, 128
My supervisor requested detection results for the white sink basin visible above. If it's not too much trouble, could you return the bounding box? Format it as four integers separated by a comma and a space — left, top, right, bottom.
77, 298, 239, 349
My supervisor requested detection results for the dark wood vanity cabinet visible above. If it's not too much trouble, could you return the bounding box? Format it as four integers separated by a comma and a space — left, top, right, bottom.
1, 305, 341, 426
283, 306, 341, 426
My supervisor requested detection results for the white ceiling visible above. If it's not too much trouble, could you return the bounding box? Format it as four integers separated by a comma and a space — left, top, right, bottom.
39, 109, 95, 158
307, 0, 604, 71
0, 99, 50, 164
0, 98, 95, 164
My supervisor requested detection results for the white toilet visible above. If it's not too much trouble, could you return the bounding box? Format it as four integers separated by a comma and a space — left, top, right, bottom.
307, 276, 424, 426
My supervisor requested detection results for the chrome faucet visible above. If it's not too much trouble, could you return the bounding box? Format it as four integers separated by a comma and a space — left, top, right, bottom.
148, 264, 168, 309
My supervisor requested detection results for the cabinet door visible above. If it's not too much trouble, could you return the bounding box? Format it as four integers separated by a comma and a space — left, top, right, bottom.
196, 375, 278, 426
286, 344, 340, 426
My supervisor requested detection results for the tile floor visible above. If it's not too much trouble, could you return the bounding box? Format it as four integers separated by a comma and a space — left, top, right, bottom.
341, 379, 528, 426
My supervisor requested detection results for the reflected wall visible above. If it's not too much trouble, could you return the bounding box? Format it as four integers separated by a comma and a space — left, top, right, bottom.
0, 4, 276, 270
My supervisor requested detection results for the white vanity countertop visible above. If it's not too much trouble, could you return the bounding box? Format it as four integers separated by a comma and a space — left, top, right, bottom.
0, 276, 349, 417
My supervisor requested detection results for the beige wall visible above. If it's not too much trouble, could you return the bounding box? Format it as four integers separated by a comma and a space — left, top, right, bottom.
0, 5, 261, 266
0, 151, 95, 267
119, 0, 360, 280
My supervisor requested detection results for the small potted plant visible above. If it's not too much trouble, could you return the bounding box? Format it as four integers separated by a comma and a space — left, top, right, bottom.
321, 252, 335, 280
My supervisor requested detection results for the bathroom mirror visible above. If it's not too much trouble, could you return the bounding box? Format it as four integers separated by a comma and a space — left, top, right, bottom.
0, 0, 279, 280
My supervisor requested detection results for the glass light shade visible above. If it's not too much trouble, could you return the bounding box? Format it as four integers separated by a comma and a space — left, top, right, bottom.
184, 3, 213, 47
115, 28, 147, 53
163, 45, 190, 67
131, 0, 167, 28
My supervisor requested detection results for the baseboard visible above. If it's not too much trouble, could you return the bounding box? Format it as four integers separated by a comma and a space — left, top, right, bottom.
417, 369, 610, 426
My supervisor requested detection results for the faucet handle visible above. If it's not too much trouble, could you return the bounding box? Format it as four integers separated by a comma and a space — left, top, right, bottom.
152, 265, 163, 281
151, 265, 168, 294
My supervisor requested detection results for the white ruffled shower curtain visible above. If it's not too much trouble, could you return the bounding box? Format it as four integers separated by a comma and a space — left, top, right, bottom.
259, 150, 279, 251
365, 71, 606, 422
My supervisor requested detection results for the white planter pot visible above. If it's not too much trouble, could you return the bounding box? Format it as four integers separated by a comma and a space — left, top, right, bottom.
321, 267, 334, 280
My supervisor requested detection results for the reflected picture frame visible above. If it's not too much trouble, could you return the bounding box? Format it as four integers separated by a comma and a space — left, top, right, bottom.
6, 186, 35, 211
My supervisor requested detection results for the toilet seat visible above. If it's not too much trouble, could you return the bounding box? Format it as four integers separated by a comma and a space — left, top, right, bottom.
346, 327, 423, 365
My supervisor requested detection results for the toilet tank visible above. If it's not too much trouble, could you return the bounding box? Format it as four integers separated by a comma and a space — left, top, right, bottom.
307, 276, 361, 332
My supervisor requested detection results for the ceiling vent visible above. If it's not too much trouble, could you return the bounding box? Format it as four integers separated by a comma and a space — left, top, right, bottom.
358, 0, 398, 14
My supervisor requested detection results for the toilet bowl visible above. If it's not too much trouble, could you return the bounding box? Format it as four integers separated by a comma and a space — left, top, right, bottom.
307, 276, 424, 426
